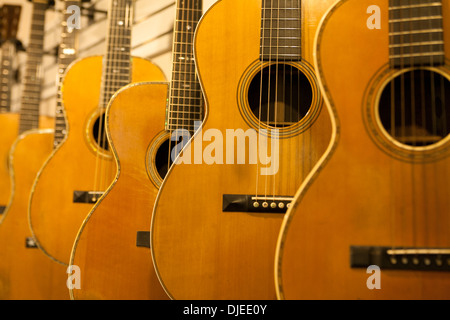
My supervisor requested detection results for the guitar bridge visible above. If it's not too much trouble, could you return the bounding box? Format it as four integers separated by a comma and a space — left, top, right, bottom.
222, 194, 293, 214
350, 246, 450, 272
73, 191, 103, 204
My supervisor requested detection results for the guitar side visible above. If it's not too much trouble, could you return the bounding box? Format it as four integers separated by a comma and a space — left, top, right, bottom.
28, 56, 166, 266
275, 0, 450, 300
69, 82, 169, 300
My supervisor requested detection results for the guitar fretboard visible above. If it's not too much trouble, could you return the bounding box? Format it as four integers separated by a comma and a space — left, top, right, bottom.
389, 0, 445, 67
19, 1, 47, 134
0, 42, 14, 113
167, 0, 203, 134
260, 0, 302, 61
54, 0, 80, 147
99, 0, 133, 109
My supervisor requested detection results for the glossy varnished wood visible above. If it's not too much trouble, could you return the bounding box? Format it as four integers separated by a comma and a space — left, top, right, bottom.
150, 0, 334, 299
69, 83, 169, 300
275, 0, 450, 300
0, 113, 19, 212
0, 114, 53, 216
28, 56, 166, 265
0, 129, 68, 299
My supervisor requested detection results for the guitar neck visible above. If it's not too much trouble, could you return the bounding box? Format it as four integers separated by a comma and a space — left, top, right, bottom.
99, 0, 134, 109
54, 0, 81, 147
166, 0, 203, 134
0, 4, 22, 113
260, 0, 302, 61
0, 42, 15, 113
389, 0, 445, 67
19, 1, 48, 134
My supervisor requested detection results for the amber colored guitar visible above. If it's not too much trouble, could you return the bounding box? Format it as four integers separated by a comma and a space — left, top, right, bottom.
275, 0, 450, 300
150, 0, 334, 299
28, 0, 166, 267
69, 0, 203, 300
0, 0, 68, 299
0, 5, 22, 215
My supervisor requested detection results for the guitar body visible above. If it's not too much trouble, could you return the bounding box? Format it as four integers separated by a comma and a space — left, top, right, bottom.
150, 0, 333, 299
70, 82, 169, 300
0, 113, 19, 214
0, 129, 68, 299
275, 0, 450, 299
29, 56, 166, 265
0, 114, 53, 217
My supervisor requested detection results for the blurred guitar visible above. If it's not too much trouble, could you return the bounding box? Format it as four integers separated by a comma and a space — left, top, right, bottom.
0, 4, 22, 215
0, 0, 67, 299
275, 0, 450, 299
28, 0, 166, 266
150, 0, 334, 299
69, 0, 202, 300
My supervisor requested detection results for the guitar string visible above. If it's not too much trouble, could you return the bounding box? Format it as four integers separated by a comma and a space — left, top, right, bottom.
298, 0, 303, 199
262, 0, 271, 201
429, 0, 447, 248
408, 0, 418, 250
420, 0, 430, 250
185, 0, 191, 151
166, 0, 178, 178
92, 0, 112, 198
271, 0, 280, 201
94, 0, 125, 197
167, 0, 181, 178
388, 0, 397, 252
265, 0, 275, 200
106, 0, 131, 189
101, 0, 121, 192
193, 0, 202, 134
97, 0, 117, 196
255, 0, 266, 199
105, 0, 131, 192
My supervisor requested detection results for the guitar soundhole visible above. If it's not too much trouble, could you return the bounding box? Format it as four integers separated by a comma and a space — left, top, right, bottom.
154, 136, 179, 180
247, 63, 313, 128
92, 112, 110, 152
379, 70, 450, 147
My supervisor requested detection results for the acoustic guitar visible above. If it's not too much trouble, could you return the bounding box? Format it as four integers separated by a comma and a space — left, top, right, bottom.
275, 0, 450, 299
0, 0, 68, 299
0, 5, 23, 215
150, 0, 334, 299
28, 0, 166, 266
69, 0, 203, 300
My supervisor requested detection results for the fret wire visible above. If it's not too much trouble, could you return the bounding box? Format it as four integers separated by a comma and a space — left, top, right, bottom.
389, 0, 444, 67
390, 51, 445, 58
389, 40, 444, 48
390, 15, 442, 22
389, 3, 442, 10
389, 28, 443, 36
